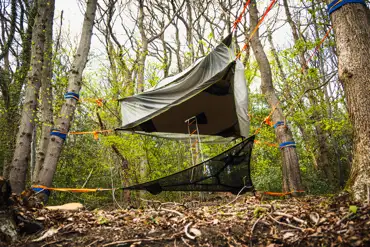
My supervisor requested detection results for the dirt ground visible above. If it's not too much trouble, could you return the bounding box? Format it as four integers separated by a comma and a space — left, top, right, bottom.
3, 194, 370, 247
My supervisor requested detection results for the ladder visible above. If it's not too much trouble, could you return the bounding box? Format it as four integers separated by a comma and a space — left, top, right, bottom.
185, 116, 204, 166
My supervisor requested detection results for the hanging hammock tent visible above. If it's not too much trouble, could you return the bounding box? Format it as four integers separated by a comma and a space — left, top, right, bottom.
123, 135, 255, 195
116, 34, 250, 139
116, 34, 254, 194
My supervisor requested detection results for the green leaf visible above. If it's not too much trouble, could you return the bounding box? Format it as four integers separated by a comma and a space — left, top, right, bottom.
349, 205, 357, 214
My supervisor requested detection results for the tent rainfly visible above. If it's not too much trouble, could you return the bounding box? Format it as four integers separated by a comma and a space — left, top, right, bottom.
117, 34, 250, 138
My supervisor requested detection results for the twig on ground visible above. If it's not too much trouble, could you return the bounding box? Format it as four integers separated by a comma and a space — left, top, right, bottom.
160, 202, 187, 209
267, 213, 304, 232
86, 239, 100, 247
336, 212, 354, 226
184, 222, 195, 239
140, 198, 162, 208
181, 237, 193, 247
273, 211, 307, 225
220, 186, 247, 208
251, 216, 263, 236
160, 207, 185, 217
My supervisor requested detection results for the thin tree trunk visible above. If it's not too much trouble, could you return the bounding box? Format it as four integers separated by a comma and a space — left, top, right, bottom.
282, 0, 306, 68
283, 0, 333, 184
184, 0, 194, 67
249, 0, 303, 192
174, 21, 183, 72
326, 1, 370, 199
267, 30, 286, 81
2, 2, 37, 179
36, 0, 98, 190
9, 0, 49, 193
33, 0, 55, 183
136, 0, 147, 93
160, 31, 169, 78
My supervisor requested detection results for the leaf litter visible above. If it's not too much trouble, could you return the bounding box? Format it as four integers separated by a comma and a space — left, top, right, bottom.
5, 193, 370, 247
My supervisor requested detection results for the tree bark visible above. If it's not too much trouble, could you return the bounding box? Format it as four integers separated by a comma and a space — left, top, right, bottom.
173, 19, 183, 72
33, 0, 55, 183
36, 0, 98, 189
9, 0, 50, 194
249, 0, 303, 192
136, 0, 148, 93
283, 0, 333, 184
184, 0, 194, 67
3, 2, 39, 180
2, 2, 37, 180
326, 1, 370, 199
282, 0, 306, 68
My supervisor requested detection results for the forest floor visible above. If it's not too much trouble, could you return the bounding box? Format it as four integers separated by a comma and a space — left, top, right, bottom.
4, 193, 370, 247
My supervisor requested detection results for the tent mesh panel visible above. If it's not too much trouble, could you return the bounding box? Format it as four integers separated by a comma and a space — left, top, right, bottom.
123, 135, 255, 195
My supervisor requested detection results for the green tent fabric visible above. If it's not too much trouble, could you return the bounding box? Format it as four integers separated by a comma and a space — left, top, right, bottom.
117, 34, 250, 139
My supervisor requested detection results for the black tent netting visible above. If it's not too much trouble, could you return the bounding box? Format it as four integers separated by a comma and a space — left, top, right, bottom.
123, 135, 255, 195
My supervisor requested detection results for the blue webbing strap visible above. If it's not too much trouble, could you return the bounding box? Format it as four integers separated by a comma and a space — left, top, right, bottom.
64, 92, 80, 101
327, 0, 366, 15
279, 141, 296, 149
31, 187, 51, 196
50, 129, 67, 140
273, 121, 285, 129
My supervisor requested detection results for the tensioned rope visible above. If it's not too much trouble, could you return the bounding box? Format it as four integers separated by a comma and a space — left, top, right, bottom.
50, 129, 114, 141
232, 0, 251, 32
32, 185, 116, 194
236, 0, 278, 59
303, 27, 333, 72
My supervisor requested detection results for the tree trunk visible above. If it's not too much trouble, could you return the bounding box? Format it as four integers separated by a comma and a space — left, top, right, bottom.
2, 3, 38, 180
282, 0, 306, 68
249, 0, 303, 192
36, 0, 98, 190
160, 31, 169, 78
184, 0, 194, 68
283, 0, 333, 184
174, 20, 183, 72
136, 0, 147, 93
9, 0, 50, 194
326, 1, 370, 199
33, 0, 55, 183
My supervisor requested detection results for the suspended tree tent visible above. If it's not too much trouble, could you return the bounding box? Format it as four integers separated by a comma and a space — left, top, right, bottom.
116, 34, 250, 139
116, 34, 255, 195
